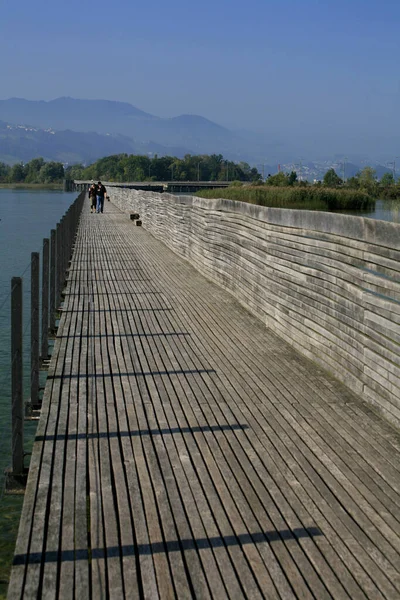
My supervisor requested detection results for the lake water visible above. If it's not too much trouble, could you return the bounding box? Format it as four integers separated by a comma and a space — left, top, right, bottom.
0, 189, 75, 597
0, 191, 398, 596
341, 198, 400, 222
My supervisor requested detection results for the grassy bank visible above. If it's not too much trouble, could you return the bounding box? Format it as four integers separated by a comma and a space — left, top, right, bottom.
195, 186, 374, 211
0, 183, 63, 190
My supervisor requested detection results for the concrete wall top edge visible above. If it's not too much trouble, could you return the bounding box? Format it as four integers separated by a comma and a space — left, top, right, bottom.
126, 189, 400, 250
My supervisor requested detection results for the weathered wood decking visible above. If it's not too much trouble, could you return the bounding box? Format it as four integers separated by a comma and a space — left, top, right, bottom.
8, 201, 400, 599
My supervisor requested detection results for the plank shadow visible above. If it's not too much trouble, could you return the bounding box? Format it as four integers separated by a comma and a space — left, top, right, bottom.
65, 279, 153, 283
69, 265, 144, 269
36, 423, 249, 442
60, 307, 173, 313
69, 259, 143, 263
47, 368, 216, 380
56, 332, 191, 339
13, 527, 323, 565
63, 292, 163, 296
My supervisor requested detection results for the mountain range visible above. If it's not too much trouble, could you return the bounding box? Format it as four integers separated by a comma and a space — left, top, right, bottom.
0, 120, 192, 165
0, 97, 265, 165
0, 97, 395, 179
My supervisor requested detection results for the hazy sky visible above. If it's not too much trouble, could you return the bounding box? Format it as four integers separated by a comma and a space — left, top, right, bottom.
1, 0, 399, 157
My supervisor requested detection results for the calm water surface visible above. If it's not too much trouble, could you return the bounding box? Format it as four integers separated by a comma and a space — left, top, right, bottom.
339, 198, 400, 222
0, 189, 75, 596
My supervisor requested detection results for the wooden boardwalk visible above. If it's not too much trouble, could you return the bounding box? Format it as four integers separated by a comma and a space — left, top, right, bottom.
8, 201, 400, 599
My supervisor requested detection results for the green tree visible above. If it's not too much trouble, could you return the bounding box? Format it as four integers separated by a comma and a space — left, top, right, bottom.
358, 166, 377, 195
39, 161, 64, 183
249, 167, 262, 182
346, 176, 360, 189
380, 172, 395, 186
323, 168, 343, 188
206, 154, 223, 180
0, 162, 11, 182
134, 167, 146, 181
288, 171, 298, 186
266, 172, 289, 186
65, 164, 85, 179
25, 158, 45, 183
9, 163, 25, 182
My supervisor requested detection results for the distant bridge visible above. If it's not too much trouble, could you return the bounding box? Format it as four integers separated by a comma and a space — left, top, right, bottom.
67, 180, 232, 193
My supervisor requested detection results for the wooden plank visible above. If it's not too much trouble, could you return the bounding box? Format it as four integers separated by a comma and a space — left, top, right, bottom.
59, 238, 89, 597
13, 294, 71, 598
41, 286, 80, 599
118, 308, 194, 598
97, 284, 140, 597
86, 231, 108, 599
106, 272, 167, 599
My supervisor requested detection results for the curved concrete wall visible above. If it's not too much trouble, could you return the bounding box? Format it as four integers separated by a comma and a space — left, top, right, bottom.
111, 188, 400, 427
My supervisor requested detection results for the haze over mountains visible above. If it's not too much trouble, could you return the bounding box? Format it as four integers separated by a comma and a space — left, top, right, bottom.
0, 97, 395, 178
0, 120, 191, 166
0, 97, 265, 165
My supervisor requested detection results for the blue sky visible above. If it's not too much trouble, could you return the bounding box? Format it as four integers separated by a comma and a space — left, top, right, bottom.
1, 0, 399, 157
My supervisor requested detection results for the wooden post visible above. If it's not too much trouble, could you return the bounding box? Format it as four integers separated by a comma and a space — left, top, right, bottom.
55, 223, 59, 309
31, 253, 40, 407
11, 277, 24, 475
62, 215, 68, 283
68, 209, 73, 267
49, 229, 56, 333
56, 222, 62, 310
41, 238, 49, 360
55, 222, 60, 306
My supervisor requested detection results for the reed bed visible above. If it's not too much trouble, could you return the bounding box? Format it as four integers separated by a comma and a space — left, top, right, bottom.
196, 186, 374, 211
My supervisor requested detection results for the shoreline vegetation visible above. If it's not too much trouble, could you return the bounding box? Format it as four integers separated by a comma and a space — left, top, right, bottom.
195, 184, 374, 211
2, 154, 400, 210
0, 158, 65, 186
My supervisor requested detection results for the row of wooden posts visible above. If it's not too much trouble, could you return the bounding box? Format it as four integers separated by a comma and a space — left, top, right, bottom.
10, 191, 85, 480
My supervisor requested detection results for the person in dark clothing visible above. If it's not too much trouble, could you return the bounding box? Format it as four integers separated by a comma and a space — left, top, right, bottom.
88, 182, 97, 213
96, 181, 107, 214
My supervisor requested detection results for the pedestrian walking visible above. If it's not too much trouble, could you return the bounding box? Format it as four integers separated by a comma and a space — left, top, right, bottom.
88, 181, 97, 213
96, 181, 107, 214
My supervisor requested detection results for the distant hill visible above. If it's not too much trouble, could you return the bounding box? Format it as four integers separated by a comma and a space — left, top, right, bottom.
0, 121, 193, 165
0, 97, 155, 131
0, 97, 394, 174
0, 97, 254, 160
373, 164, 394, 179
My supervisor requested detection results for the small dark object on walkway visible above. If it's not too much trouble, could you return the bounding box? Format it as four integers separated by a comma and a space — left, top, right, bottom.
136, 220, 142, 226
130, 213, 140, 220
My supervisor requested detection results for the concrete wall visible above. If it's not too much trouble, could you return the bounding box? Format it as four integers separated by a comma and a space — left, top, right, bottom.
111, 188, 400, 427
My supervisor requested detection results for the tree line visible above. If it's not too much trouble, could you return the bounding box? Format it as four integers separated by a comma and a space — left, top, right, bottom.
264, 166, 400, 197
2, 154, 400, 199
0, 158, 65, 183
322, 166, 400, 198
67, 153, 262, 183
0, 154, 262, 185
